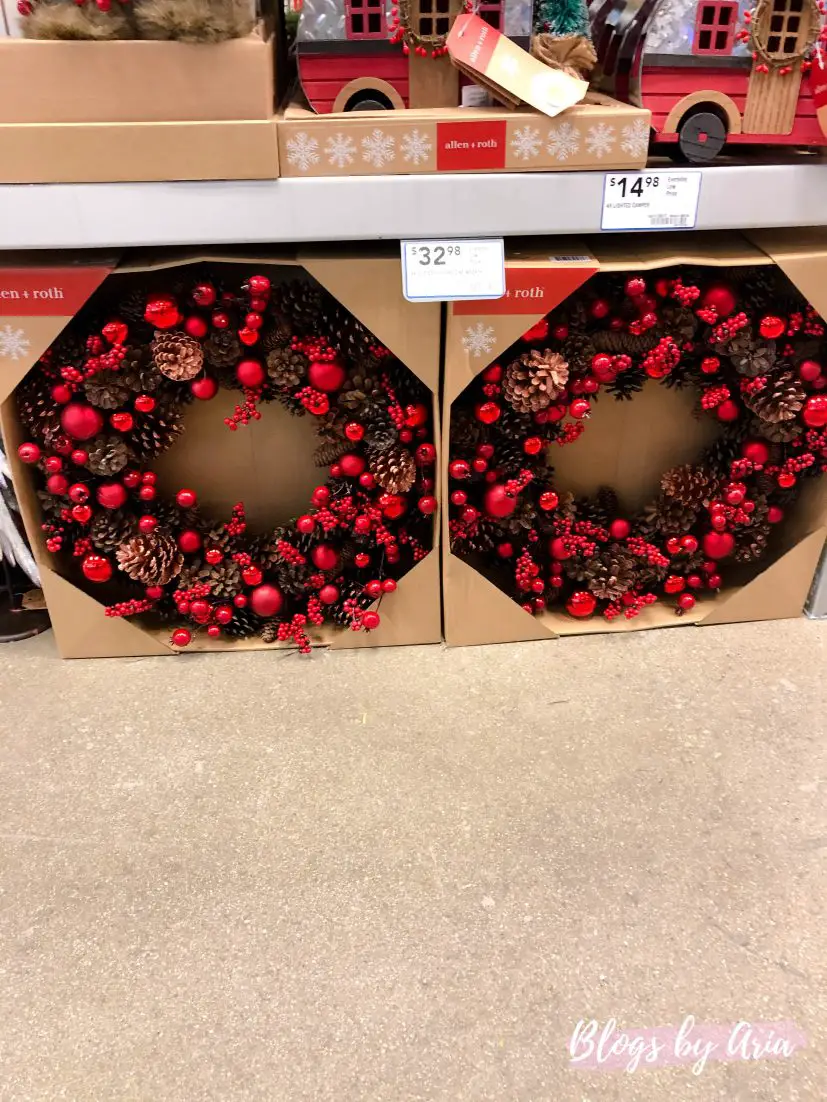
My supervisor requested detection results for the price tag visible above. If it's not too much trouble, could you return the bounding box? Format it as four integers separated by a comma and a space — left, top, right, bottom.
401, 238, 506, 302
601, 171, 702, 231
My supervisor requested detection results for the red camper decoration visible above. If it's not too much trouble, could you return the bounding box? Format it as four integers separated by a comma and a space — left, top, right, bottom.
296, 0, 533, 111
589, 0, 827, 160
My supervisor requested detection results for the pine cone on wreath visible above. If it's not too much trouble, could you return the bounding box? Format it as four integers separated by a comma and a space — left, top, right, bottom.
50, 330, 87, 371
592, 328, 659, 356
638, 496, 699, 538
151, 330, 204, 381
662, 306, 698, 345
260, 309, 293, 352
743, 371, 805, 423
181, 556, 242, 600
559, 333, 596, 375
222, 605, 259, 639
370, 444, 415, 493
338, 371, 382, 413
260, 621, 280, 644
203, 329, 241, 371
701, 424, 748, 472
131, 407, 185, 460
504, 350, 569, 414
726, 329, 776, 377
584, 548, 636, 601
493, 439, 529, 475
116, 530, 184, 586
734, 523, 771, 563
87, 434, 132, 476
324, 304, 377, 363
120, 347, 164, 393
276, 561, 312, 597
119, 289, 151, 327
579, 487, 620, 528
90, 510, 138, 553
660, 464, 718, 510
364, 418, 399, 453
750, 416, 802, 444
273, 280, 325, 336
266, 346, 307, 389
17, 374, 62, 444
84, 370, 132, 410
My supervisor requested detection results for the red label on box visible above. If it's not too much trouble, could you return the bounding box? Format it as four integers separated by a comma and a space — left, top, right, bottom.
453, 265, 598, 315
437, 120, 507, 171
0, 267, 111, 317
447, 14, 499, 74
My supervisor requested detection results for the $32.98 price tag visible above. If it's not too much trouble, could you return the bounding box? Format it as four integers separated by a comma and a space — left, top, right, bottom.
401, 238, 506, 302
601, 171, 702, 232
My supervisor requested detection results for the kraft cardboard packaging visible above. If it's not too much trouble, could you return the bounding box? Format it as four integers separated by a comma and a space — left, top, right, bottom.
0, 249, 441, 658
442, 230, 827, 647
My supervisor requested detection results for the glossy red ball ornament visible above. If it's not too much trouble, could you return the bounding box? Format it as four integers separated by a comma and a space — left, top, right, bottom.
339, 453, 366, 478
316, 584, 338, 605
205, 625, 221, 639
42, 456, 62, 475
472, 457, 488, 474
523, 436, 543, 456
702, 531, 735, 560
549, 536, 571, 560
483, 484, 517, 519
312, 486, 331, 507
551, 323, 569, 341
381, 495, 406, 520
701, 356, 720, 375
247, 275, 271, 296
214, 605, 233, 625
60, 402, 104, 442
497, 542, 513, 558
81, 553, 112, 583
171, 629, 192, 648
344, 422, 365, 442
707, 574, 722, 589
71, 504, 92, 524
362, 610, 381, 631
680, 534, 699, 553
665, 536, 682, 556
96, 482, 127, 510
110, 412, 133, 433
449, 459, 471, 480
416, 442, 436, 465
145, 294, 180, 330
211, 310, 230, 330
759, 315, 785, 340
184, 315, 209, 340
475, 401, 501, 425
120, 469, 139, 489
296, 515, 316, 534
308, 357, 346, 392
134, 394, 155, 414
245, 312, 264, 331
460, 506, 478, 524
664, 575, 685, 594
192, 283, 217, 308
329, 464, 343, 479
802, 395, 827, 428
190, 375, 219, 402
17, 442, 41, 464
590, 298, 610, 320
241, 565, 263, 587
625, 276, 647, 298
451, 490, 467, 507
418, 495, 438, 515
204, 548, 223, 566
521, 318, 549, 342
46, 473, 68, 496
687, 574, 704, 589
176, 489, 197, 509
240, 327, 260, 347
311, 543, 340, 571
52, 384, 72, 404
247, 584, 283, 619
178, 530, 202, 554
236, 359, 265, 389
799, 359, 822, 383
138, 485, 157, 502
678, 592, 696, 611
354, 552, 371, 568
68, 482, 90, 504
365, 579, 383, 599
482, 364, 503, 383
144, 585, 163, 601
139, 516, 158, 533
725, 485, 745, 506
70, 449, 88, 467
777, 471, 796, 488
768, 505, 784, 524
566, 591, 597, 618
380, 578, 396, 594
717, 399, 740, 423
609, 518, 631, 540
741, 439, 770, 466
539, 491, 559, 511
353, 516, 371, 534
190, 599, 212, 624
569, 398, 590, 419
405, 403, 429, 428
701, 283, 736, 318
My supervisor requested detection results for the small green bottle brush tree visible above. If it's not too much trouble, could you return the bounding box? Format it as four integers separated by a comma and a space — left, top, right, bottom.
17, 0, 256, 41
530, 0, 597, 79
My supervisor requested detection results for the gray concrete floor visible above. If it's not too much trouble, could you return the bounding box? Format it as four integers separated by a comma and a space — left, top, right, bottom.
0, 620, 825, 1101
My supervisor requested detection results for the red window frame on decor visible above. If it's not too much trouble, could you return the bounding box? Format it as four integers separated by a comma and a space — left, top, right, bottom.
478, 0, 503, 30
346, 0, 387, 40
693, 0, 738, 54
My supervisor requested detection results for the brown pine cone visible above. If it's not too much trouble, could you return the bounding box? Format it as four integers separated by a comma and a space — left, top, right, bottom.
119, 289, 150, 326
504, 350, 569, 414
661, 464, 718, 509
16, 373, 62, 444
559, 333, 596, 374
50, 331, 87, 371
84, 370, 131, 410
260, 621, 280, 644
90, 510, 138, 553
87, 434, 131, 476
726, 329, 776, 377
204, 329, 241, 370
638, 496, 698, 538
338, 372, 381, 413
180, 557, 241, 600
734, 524, 770, 563
750, 416, 801, 444
151, 330, 204, 381
592, 328, 659, 355
744, 371, 804, 423
120, 347, 164, 393
131, 408, 184, 460
662, 306, 697, 345
579, 487, 620, 527
260, 310, 293, 352
370, 444, 415, 493
116, 531, 183, 586
585, 548, 636, 601
267, 345, 307, 389
324, 302, 377, 362
274, 280, 325, 336
314, 437, 350, 467
222, 606, 258, 639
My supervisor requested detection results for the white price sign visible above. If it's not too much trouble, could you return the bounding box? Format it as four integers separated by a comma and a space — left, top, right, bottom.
401, 238, 506, 302
601, 171, 702, 231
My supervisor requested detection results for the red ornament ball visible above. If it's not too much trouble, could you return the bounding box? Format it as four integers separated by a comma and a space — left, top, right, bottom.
308, 357, 346, 392
416, 442, 436, 465
475, 401, 501, 425
449, 459, 471, 480
176, 488, 197, 508
192, 283, 217, 307
17, 442, 41, 464
702, 531, 735, 560
523, 436, 543, 456
311, 543, 340, 571
803, 395, 827, 428
70, 449, 89, 467
205, 548, 223, 565
242, 565, 263, 586
549, 536, 571, 561
484, 483, 517, 519
741, 439, 770, 466
539, 491, 559, 511
664, 575, 686, 594
145, 294, 181, 330
191, 375, 218, 401
678, 592, 696, 611
319, 584, 339, 605
701, 283, 736, 318
236, 359, 266, 389
138, 486, 157, 503
171, 629, 192, 648
60, 402, 104, 442
68, 483, 90, 504
717, 399, 740, 423
418, 495, 438, 515
82, 554, 112, 584
43, 456, 62, 474
569, 398, 590, 419
799, 359, 822, 383
354, 552, 371, 568
139, 516, 158, 533
759, 315, 785, 340
190, 599, 212, 624
362, 610, 381, 631
46, 474, 69, 496
778, 471, 796, 488
207, 625, 222, 639
625, 277, 647, 298
497, 542, 513, 558
345, 422, 364, 442
215, 605, 233, 624
71, 504, 92, 524
566, 591, 597, 618
590, 298, 610, 320
609, 518, 631, 540
110, 412, 133, 433
184, 315, 209, 340
134, 394, 155, 413
51, 384, 72, 404
296, 515, 316, 534
178, 530, 202, 554
521, 318, 549, 342
339, 453, 366, 478
96, 482, 127, 510
768, 505, 784, 524
250, 584, 284, 618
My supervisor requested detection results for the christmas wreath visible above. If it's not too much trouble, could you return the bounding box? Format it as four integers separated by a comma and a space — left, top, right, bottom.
16, 268, 436, 652
449, 266, 827, 621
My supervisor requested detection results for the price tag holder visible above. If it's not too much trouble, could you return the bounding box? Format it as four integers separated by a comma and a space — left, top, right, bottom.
401, 238, 506, 302
601, 171, 702, 232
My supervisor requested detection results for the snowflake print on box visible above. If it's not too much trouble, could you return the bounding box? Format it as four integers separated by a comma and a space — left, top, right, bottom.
325, 133, 356, 169
621, 121, 650, 159
362, 130, 396, 169
510, 126, 542, 161
401, 130, 433, 167
0, 325, 30, 362
586, 123, 616, 159
547, 123, 581, 161
286, 132, 320, 173
462, 323, 497, 359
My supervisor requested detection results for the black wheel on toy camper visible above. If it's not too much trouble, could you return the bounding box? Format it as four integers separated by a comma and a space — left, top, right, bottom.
676, 109, 727, 164
345, 89, 394, 112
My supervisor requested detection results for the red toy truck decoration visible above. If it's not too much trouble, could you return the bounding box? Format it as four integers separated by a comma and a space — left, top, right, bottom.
590, 0, 827, 159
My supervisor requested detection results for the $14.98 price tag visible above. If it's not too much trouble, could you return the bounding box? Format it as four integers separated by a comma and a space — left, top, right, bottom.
601, 171, 702, 232
401, 238, 506, 302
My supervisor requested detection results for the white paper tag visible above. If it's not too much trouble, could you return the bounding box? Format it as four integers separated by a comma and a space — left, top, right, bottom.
601, 171, 702, 231
401, 238, 506, 303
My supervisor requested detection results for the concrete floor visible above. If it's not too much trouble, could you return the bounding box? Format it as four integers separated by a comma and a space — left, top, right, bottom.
0, 620, 825, 1101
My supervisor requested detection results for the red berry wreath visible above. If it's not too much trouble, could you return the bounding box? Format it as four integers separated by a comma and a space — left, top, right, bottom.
449, 266, 827, 622
16, 268, 436, 652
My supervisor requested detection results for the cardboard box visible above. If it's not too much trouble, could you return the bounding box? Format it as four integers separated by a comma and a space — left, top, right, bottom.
0, 249, 441, 658
442, 230, 827, 646
278, 94, 650, 177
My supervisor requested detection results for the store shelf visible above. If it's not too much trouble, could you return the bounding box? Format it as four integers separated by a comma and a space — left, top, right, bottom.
1, 159, 827, 250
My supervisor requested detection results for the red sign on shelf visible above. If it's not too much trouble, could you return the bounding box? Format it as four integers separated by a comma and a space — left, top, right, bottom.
0, 267, 111, 316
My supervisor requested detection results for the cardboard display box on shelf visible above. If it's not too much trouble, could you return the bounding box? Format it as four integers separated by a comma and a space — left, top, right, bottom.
0, 250, 441, 658
0, 20, 279, 182
441, 230, 827, 647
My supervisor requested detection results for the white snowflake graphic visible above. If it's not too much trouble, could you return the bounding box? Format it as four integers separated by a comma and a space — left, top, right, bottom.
361, 129, 396, 169
510, 125, 542, 161
325, 132, 356, 168
620, 120, 650, 158
401, 129, 433, 167
585, 123, 616, 159
0, 325, 30, 362
285, 131, 320, 172
462, 322, 497, 359
546, 122, 581, 161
